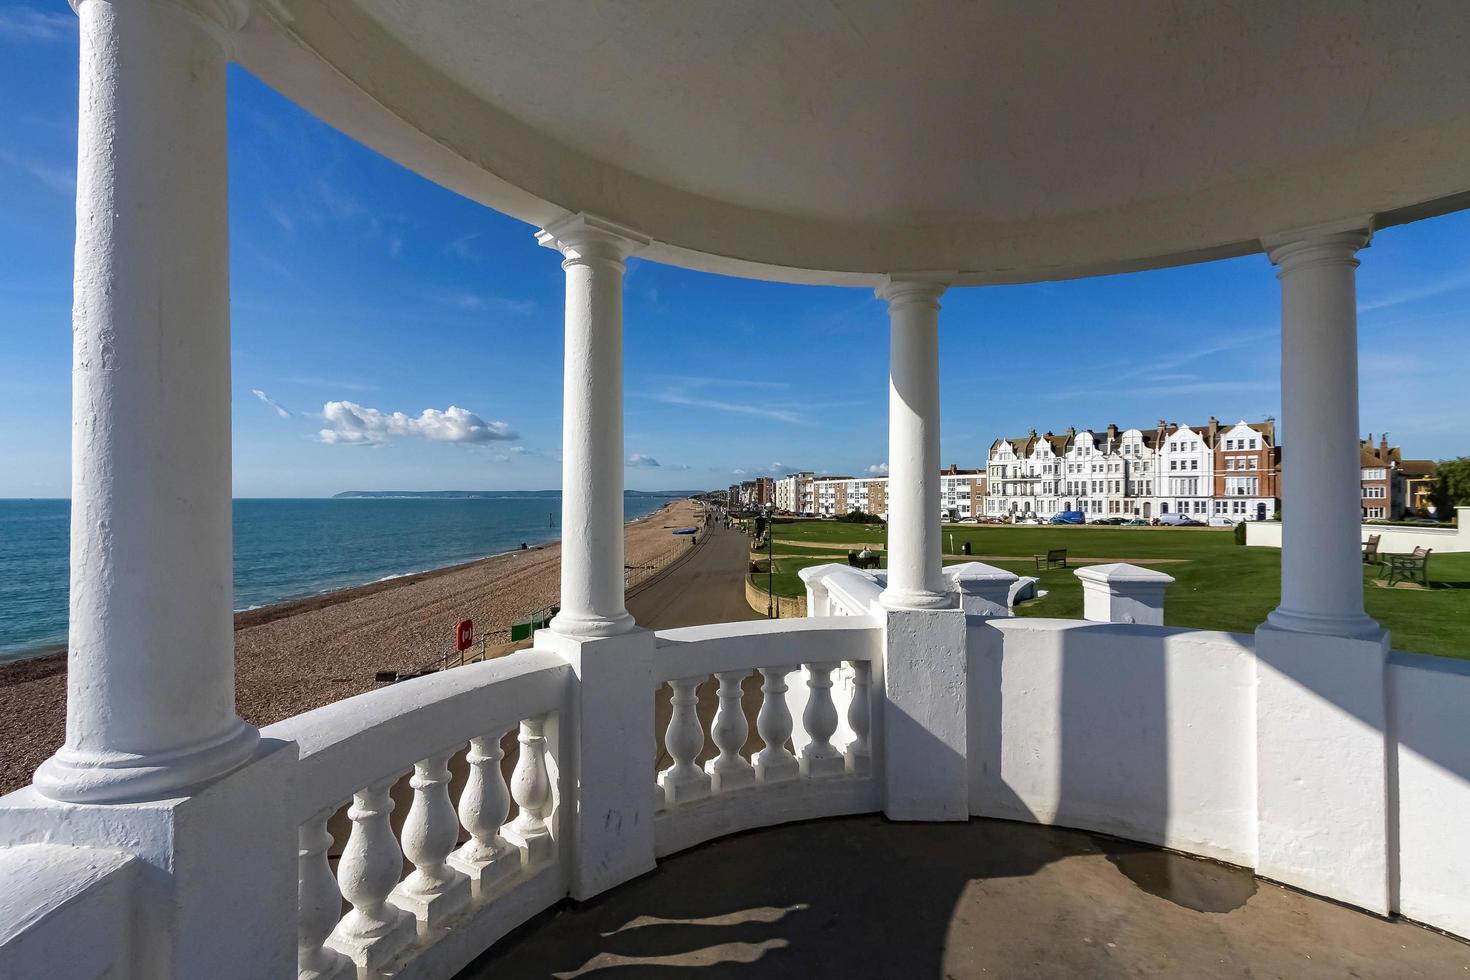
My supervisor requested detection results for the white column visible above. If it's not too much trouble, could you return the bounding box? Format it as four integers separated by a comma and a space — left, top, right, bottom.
1265, 228, 1379, 638
878, 275, 955, 610
34, 0, 257, 803
537, 213, 649, 638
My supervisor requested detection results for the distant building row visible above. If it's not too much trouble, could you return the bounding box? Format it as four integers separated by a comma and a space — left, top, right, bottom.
728, 421, 1435, 524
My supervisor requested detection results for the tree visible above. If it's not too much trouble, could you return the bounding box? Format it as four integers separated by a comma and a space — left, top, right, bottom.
1431, 457, 1470, 517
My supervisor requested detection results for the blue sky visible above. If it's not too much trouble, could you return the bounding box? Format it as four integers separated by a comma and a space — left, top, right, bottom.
3, 7, 1468, 498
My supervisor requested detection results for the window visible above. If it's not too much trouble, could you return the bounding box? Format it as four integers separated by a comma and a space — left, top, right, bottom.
1190, 459, 1199, 471
1249, 458, 1258, 470
1225, 439, 1234, 450
1170, 460, 1178, 471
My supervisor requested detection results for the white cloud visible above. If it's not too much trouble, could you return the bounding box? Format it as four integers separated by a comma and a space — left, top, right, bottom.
649, 391, 808, 425
0, 8, 72, 41
284, 376, 379, 392
628, 454, 661, 468
251, 389, 291, 419
867, 463, 889, 475
319, 401, 518, 445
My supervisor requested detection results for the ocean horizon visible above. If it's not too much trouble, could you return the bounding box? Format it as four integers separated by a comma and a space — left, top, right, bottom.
0, 493, 684, 663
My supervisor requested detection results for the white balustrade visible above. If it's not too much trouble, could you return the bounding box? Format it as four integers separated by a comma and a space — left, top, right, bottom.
501, 716, 555, 865
328, 778, 417, 973
660, 676, 712, 805
752, 667, 800, 784
705, 670, 755, 793
448, 732, 520, 896
799, 663, 844, 778
391, 752, 471, 931
297, 809, 354, 980
846, 660, 873, 776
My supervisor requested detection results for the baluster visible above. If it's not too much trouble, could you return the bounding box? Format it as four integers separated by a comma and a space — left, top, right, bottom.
750, 666, 799, 784
705, 669, 755, 793
298, 808, 354, 980
390, 752, 470, 932
846, 659, 873, 776
659, 676, 712, 805
800, 662, 844, 777
501, 715, 555, 865
328, 778, 416, 973
449, 731, 521, 896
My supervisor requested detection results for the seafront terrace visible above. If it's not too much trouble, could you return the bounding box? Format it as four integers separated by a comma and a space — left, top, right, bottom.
4, 1, 1470, 977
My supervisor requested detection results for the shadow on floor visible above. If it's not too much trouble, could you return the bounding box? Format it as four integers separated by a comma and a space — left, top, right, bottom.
459, 815, 1469, 979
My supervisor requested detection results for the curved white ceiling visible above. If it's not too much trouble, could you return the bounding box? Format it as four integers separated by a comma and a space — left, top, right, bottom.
245, 0, 1470, 284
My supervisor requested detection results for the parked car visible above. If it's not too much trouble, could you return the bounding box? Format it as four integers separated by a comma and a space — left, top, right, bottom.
1157, 513, 1203, 526
1049, 510, 1085, 525
1123, 517, 1151, 526
1090, 516, 1126, 525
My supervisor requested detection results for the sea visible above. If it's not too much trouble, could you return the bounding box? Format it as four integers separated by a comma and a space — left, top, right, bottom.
0, 494, 677, 663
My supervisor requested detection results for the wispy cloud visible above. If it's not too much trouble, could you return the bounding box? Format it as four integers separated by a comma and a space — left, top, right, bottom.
0, 8, 72, 41
283, 376, 379, 392
627, 453, 661, 468
650, 391, 808, 425
424, 286, 536, 316
867, 463, 888, 475
1359, 268, 1470, 313
251, 389, 291, 418
319, 401, 518, 446
265, 202, 295, 235
0, 148, 74, 195
445, 232, 483, 263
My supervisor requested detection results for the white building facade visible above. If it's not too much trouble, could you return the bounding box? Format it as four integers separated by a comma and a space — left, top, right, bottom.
987, 419, 1278, 523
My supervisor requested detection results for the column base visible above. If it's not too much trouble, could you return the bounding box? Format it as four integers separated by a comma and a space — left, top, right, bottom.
390, 873, 471, 934
549, 609, 637, 639
447, 839, 521, 898
1265, 606, 1382, 640
33, 717, 260, 805
879, 587, 958, 612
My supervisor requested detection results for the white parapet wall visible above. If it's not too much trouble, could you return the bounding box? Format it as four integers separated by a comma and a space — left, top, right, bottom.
1390, 651, 1470, 939
968, 618, 1258, 866
1246, 505, 1469, 553
966, 616, 1470, 940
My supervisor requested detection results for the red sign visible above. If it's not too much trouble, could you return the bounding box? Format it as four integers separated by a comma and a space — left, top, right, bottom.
455, 619, 474, 651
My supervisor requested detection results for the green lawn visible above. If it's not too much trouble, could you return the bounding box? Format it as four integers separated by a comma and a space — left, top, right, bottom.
752, 520, 1470, 660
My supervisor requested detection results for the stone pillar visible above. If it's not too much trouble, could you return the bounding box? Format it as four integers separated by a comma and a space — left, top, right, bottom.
944, 561, 1019, 619
1075, 563, 1174, 626
1265, 228, 1378, 639
537, 214, 649, 638
1254, 223, 1390, 916
34, 0, 258, 804
878, 275, 954, 611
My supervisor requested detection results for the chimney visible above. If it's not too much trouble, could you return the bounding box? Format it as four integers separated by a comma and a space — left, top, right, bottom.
1381, 433, 1389, 451
1106, 423, 1118, 443
1028, 428, 1037, 438
1066, 425, 1077, 438
1207, 416, 1219, 445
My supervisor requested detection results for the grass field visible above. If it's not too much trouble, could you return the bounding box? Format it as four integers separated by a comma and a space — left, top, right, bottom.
748, 520, 1470, 660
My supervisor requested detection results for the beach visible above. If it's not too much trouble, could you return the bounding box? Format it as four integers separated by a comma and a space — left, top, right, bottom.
0, 498, 705, 794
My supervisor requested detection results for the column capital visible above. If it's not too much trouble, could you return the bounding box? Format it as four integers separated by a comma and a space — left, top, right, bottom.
1262, 219, 1373, 274
536, 212, 651, 267
876, 272, 954, 307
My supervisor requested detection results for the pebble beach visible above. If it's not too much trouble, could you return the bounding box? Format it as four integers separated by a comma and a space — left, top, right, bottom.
0, 498, 702, 794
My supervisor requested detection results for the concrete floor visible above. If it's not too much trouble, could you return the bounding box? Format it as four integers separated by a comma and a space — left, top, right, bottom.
461, 815, 1469, 979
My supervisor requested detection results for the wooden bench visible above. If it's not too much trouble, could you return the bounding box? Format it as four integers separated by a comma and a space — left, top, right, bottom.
1362, 534, 1381, 564
1034, 548, 1067, 570
1384, 546, 1432, 587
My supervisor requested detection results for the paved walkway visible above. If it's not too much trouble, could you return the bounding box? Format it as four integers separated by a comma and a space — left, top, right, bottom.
628, 521, 763, 631
461, 816, 1469, 979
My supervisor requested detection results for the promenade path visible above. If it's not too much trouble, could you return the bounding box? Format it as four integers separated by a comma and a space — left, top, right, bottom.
628, 520, 763, 630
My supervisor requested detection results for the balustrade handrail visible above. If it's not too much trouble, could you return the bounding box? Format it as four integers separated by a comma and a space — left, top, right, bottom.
265, 650, 572, 824
653, 616, 878, 679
